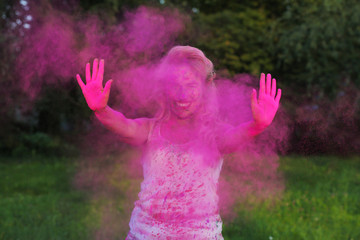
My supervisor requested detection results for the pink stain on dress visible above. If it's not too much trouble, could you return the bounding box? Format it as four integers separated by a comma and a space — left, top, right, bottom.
126, 120, 224, 239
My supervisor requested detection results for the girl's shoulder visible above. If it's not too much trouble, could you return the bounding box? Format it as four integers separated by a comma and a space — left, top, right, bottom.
144, 118, 160, 144
214, 120, 233, 136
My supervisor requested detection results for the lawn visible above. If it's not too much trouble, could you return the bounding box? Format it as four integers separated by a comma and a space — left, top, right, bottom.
222, 156, 360, 240
0, 155, 359, 240
0, 157, 96, 240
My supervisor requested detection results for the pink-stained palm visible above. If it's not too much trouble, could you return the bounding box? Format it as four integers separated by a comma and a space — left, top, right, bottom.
76, 58, 113, 112
251, 73, 282, 128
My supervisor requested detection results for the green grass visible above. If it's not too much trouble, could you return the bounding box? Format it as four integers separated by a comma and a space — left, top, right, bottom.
222, 155, 360, 240
0, 157, 97, 240
0, 155, 359, 240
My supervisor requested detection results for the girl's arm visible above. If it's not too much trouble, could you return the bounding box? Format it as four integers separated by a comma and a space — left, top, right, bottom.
76, 58, 151, 145
94, 106, 151, 145
217, 73, 281, 154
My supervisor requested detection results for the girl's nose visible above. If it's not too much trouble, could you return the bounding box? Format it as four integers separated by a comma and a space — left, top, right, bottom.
176, 87, 190, 100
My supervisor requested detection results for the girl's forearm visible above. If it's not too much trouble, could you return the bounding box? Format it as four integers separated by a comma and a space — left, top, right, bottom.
94, 106, 134, 137
93, 106, 151, 145
227, 120, 267, 144
219, 120, 268, 153
240, 120, 268, 138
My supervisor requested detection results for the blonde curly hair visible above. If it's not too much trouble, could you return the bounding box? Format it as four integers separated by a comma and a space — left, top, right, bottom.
163, 45, 216, 83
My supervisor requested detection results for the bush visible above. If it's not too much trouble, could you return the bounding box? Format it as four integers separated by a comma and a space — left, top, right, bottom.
271, 0, 360, 96
286, 83, 360, 155
11, 132, 78, 158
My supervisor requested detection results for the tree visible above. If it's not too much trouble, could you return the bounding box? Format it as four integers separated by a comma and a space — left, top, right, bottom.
271, 0, 360, 96
191, 8, 274, 76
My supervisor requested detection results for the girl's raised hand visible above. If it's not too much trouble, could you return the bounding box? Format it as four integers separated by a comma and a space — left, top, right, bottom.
250, 73, 281, 128
76, 59, 113, 111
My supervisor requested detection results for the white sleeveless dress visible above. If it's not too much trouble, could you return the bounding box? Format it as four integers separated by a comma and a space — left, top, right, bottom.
126, 120, 224, 240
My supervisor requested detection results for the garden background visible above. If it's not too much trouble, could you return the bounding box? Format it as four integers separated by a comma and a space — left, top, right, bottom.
0, 0, 359, 239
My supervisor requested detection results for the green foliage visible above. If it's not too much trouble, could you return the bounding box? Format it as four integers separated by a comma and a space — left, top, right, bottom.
164, 0, 285, 16
35, 86, 91, 135
271, 0, 360, 96
1, 0, 359, 156
0, 84, 89, 157
192, 8, 274, 75
285, 83, 360, 155
11, 132, 78, 158
79, 0, 160, 23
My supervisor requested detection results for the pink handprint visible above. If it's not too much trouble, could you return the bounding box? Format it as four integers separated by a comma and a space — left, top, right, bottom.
76, 58, 113, 112
251, 73, 281, 128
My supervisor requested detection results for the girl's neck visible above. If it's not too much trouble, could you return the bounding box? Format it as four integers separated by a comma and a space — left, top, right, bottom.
167, 112, 198, 128
161, 113, 200, 144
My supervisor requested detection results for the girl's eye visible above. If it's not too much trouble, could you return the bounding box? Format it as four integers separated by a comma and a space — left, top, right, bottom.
187, 84, 198, 88
166, 83, 178, 90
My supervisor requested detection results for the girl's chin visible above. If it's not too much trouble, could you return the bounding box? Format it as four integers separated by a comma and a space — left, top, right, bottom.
176, 113, 193, 119
171, 109, 195, 119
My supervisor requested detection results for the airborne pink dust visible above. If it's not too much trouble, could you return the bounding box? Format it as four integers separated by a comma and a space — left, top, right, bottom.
15, 2, 290, 239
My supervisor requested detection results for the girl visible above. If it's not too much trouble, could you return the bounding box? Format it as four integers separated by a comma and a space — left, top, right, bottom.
76, 46, 281, 239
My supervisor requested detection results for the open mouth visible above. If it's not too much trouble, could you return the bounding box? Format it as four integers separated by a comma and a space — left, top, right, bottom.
175, 102, 191, 109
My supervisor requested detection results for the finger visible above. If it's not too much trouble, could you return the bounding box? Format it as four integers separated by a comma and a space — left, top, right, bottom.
76, 74, 85, 91
103, 79, 113, 96
271, 78, 276, 97
92, 58, 99, 82
98, 59, 104, 84
275, 89, 282, 104
266, 73, 271, 95
259, 73, 265, 98
85, 63, 91, 83
251, 88, 258, 109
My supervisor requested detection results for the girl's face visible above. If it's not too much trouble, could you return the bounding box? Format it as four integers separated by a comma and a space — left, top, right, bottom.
164, 64, 204, 119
